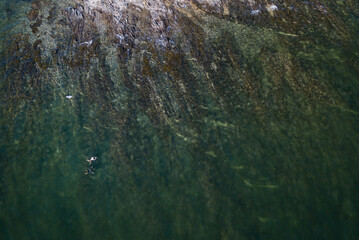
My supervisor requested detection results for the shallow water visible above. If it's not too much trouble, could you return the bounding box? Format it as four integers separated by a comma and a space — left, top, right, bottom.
0, 1, 359, 239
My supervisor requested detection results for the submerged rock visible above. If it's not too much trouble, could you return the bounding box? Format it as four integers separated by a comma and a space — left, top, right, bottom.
0, 1, 358, 239
3, 0, 352, 119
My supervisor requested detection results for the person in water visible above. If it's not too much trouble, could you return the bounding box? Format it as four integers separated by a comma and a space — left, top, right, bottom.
86, 156, 97, 165
85, 166, 95, 175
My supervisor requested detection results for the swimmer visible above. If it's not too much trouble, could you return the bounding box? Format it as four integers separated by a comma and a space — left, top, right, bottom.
85, 166, 95, 175
86, 156, 97, 165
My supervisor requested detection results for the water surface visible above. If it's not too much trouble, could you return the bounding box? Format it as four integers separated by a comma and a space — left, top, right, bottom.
0, 0, 358, 239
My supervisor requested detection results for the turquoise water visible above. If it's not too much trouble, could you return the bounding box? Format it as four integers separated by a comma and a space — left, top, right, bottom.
1, 1, 359, 239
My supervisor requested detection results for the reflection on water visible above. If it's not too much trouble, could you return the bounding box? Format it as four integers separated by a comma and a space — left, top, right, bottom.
1, 0, 359, 239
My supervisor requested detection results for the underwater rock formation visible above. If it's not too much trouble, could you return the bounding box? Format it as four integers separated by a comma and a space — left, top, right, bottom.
0, 0, 358, 239
3, 0, 356, 122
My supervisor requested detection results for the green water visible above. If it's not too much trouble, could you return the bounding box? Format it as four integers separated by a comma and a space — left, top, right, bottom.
1, 1, 359, 239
